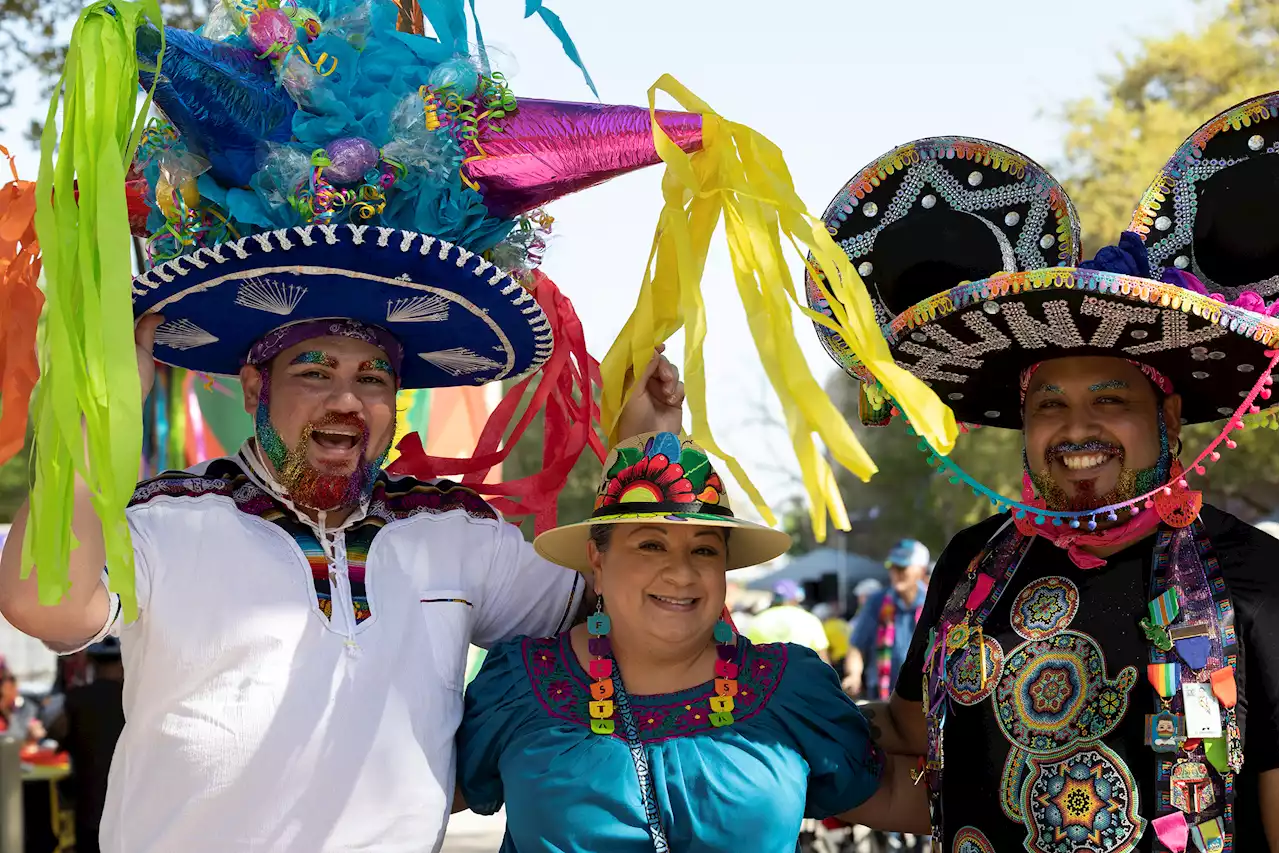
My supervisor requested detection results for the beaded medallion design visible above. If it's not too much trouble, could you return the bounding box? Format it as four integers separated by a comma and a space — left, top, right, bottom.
952, 826, 997, 853
1021, 741, 1145, 853
1001, 746, 1031, 821
1010, 576, 1080, 641
946, 634, 1004, 706
995, 632, 1137, 754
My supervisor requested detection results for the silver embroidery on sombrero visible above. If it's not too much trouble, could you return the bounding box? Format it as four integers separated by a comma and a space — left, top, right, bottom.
1021, 741, 1146, 853
994, 631, 1137, 754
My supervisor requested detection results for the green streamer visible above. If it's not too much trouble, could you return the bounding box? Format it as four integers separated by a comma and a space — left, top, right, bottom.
26, 1, 163, 622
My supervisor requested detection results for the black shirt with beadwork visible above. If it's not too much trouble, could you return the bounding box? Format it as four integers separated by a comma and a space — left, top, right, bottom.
896, 505, 1278, 853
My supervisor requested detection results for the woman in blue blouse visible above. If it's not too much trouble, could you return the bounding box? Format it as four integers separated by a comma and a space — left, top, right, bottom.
456, 433, 928, 852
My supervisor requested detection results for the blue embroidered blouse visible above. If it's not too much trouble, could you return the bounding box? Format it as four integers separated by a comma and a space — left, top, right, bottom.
456, 633, 884, 852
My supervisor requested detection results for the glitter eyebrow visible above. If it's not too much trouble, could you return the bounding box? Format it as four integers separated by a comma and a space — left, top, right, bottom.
1089, 379, 1129, 392
359, 358, 394, 375
290, 351, 339, 368
1037, 383, 1065, 395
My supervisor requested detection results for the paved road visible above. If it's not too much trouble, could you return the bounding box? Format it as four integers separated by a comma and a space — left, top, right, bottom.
441, 809, 506, 852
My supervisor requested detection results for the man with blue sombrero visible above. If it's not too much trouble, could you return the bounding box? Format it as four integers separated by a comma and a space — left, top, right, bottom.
0, 1, 715, 849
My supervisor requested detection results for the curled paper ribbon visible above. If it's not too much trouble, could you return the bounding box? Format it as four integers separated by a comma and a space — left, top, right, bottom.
598, 76, 957, 540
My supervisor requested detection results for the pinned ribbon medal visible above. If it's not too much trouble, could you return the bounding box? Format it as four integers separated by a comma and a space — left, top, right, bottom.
1148, 662, 1182, 706
1210, 667, 1244, 773
1149, 586, 1180, 624
1170, 761, 1215, 814
1153, 812, 1190, 853
1190, 817, 1225, 853
1171, 622, 1214, 671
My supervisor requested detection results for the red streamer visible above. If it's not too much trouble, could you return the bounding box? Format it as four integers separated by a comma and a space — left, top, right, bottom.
388, 270, 605, 532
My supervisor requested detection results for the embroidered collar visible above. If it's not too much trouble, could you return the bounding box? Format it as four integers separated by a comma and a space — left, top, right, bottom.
523, 633, 787, 744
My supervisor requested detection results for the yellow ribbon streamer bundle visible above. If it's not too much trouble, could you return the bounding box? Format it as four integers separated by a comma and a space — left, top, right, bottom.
26, 0, 162, 620
599, 76, 957, 541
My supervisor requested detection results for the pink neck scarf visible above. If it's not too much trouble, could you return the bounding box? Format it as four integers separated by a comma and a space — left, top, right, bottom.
1013, 474, 1162, 569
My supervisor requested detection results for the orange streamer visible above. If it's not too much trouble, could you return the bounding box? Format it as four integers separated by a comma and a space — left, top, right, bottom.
0, 146, 43, 466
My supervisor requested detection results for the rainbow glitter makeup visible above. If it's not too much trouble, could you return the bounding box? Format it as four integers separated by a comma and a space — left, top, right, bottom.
253, 368, 396, 511
291, 351, 339, 368
1023, 401, 1172, 512
360, 358, 394, 376
1089, 379, 1129, 393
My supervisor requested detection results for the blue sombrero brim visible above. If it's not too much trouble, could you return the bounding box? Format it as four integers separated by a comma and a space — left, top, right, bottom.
131, 224, 553, 389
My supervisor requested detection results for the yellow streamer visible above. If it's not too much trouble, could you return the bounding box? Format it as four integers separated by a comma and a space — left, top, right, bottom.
599, 76, 957, 540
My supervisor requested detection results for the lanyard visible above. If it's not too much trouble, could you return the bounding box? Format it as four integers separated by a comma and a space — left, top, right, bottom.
611, 668, 671, 853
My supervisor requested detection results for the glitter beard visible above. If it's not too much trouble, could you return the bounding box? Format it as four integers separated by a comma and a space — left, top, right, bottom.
254, 369, 393, 511
1024, 407, 1173, 512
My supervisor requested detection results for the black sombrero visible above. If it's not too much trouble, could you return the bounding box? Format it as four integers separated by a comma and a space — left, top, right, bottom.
1129, 92, 1278, 303
806, 136, 1081, 394
811, 96, 1279, 429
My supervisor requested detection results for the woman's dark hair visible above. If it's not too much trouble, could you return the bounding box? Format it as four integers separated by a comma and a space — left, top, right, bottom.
588, 524, 730, 554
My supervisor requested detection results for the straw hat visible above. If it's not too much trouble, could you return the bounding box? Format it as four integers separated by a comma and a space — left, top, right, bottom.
534, 432, 792, 573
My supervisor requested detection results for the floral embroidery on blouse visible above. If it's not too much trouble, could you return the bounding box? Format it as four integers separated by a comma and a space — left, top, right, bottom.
522, 633, 788, 743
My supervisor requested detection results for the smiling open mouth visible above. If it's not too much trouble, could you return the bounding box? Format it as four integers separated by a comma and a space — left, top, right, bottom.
649, 594, 698, 608
1046, 441, 1122, 472
312, 430, 360, 450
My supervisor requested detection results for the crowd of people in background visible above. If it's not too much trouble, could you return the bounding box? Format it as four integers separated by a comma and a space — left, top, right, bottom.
731, 541, 934, 853
0, 640, 126, 852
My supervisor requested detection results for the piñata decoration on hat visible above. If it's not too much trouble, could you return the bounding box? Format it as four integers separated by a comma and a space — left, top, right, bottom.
14, 0, 953, 619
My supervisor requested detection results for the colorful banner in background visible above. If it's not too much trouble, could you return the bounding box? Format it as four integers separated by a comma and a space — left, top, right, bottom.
140, 365, 500, 481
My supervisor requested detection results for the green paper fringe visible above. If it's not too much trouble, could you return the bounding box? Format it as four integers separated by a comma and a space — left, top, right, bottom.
26, 0, 163, 623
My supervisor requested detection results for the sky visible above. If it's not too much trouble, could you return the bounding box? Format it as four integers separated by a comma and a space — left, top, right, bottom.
0, 0, 1209, 520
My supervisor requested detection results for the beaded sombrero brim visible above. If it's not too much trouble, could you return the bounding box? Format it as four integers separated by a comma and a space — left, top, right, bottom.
1128, 92, 1278, 303
533, 432, 792, 574
884, 267, 1279, 428
131, 225, 552, 390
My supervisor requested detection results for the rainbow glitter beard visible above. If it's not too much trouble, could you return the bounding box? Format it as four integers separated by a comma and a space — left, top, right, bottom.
253, 371, 392, 511
1029, 465, 1150, 512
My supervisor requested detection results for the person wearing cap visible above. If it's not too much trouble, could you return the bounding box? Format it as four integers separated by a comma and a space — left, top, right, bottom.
0, 660, 42, 745
843, 540, 929, 701
455, 433, 929, 851
806, 100, 1279, 852
746, 579, 831, 662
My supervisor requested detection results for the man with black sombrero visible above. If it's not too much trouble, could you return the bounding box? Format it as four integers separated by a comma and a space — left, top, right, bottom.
807, 95, 1279, 852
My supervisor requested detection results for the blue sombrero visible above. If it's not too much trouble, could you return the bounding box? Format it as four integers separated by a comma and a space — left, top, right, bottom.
133, 224, 551, 389
126, 0, 705, 389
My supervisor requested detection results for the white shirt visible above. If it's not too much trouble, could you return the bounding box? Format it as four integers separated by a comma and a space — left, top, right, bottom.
71, 448, 582, 852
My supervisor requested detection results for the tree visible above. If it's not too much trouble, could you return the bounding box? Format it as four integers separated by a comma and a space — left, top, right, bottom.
1058, 0, 1279, 255
498, 379, 604, 542
0, 0, 207, 139
0, 427, 30, 523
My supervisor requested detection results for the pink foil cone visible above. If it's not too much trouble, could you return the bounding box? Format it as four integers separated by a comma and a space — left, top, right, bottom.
466, 99, 703, 218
